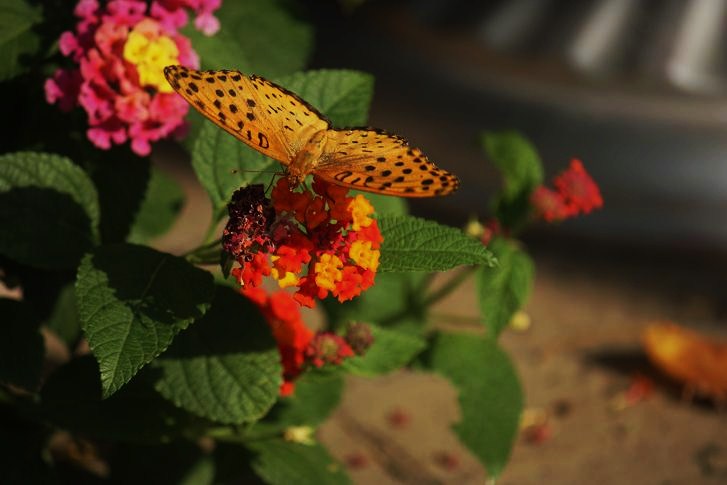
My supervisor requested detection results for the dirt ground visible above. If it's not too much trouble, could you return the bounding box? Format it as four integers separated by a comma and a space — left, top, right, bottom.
319, 253, 727, 485
151, 151, 727, 485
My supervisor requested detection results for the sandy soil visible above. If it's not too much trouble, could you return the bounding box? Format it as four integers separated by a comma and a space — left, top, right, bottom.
317, 248, 727, 485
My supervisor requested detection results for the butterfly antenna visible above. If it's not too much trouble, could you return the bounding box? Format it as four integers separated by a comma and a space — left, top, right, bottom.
265, 175, 277, 195
229, 169, 279, 175
264, 166, 287, 195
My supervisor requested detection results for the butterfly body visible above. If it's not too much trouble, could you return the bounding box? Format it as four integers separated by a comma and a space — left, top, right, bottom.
164, 65, 459, 197
288, 129, 328, 186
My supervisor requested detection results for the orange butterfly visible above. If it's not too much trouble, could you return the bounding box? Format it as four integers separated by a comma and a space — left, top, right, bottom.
164, 66, 459, 197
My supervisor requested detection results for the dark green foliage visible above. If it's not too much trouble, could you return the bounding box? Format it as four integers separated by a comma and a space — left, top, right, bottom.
152, 286, 282, 424
0, 152, 99, 268
0, 299, 44, 390
76, 244, 215, 397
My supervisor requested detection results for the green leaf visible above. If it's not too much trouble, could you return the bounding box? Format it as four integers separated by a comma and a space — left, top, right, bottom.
0, 0, 42, 81
252, 373, 344, 437
248, 440, 350, 485
0, 299, 43, 391
321, 271, 427, 333
152, 286, 282, 425
186, 0, 313, 78
426, 333, 523, 478
76, 244, 214, 398
191, 69, 374, 213
0, 152, 100, 268
86, 152, 150, 243
41, 356, 214, 443
343, 324, 425, 376
128, 166, 185, 244
378, 215, 496, 272
357, 190, 408, 217
476, 238, 534, 338
45, 283, 81, 346
280, 70, 374, 127
482, 131, 542, 200
482, 131, 543, 229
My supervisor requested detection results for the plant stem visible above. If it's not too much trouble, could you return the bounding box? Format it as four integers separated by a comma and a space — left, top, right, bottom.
202, 207, 226, 245
184, 237, 222, 264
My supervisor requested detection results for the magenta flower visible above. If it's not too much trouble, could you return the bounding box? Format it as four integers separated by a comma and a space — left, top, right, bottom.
44, 0, 220, 156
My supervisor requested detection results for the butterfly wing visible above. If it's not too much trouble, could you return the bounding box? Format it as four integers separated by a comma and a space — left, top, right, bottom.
315, 129, 460, 197
164, 66, 330, 165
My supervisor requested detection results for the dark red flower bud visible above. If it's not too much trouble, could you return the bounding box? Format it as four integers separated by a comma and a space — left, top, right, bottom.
305, 332, 355, 368
344, 322, 374, 356
222, 184, 275, 262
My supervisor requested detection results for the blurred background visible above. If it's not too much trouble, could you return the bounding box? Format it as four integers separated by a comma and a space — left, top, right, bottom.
308, 0, 727, 247
254, 1, 727, 483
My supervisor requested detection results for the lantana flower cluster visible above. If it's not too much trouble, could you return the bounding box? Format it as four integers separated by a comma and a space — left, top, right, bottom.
222, 177, 381, 394
531, 159, 603, 222
225, 176, 383, 309
45, 0, 221, 156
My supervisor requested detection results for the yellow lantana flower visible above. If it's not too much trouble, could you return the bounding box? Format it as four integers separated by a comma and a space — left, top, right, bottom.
123, 19, 179, 93
349, 240, 380, 271
349, 194, 374, 231
314, 253, 343, 291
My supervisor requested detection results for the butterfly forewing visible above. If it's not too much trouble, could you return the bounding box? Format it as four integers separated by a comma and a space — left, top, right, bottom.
163, 66, 329, 165
315, 129, 460, 197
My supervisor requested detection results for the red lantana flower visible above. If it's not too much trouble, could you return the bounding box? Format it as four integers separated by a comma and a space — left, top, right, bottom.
531, 158, 603, 222
242, 288, 312, 396
531, 186, 572, 222
553, 159, 603, 216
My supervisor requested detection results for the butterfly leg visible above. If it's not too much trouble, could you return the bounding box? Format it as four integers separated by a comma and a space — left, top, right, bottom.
264, 165, 286, 196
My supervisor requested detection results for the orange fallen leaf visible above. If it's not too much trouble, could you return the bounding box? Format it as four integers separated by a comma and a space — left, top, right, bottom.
642, 322, 727, 401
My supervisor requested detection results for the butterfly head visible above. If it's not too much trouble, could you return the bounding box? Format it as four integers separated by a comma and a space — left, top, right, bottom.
286, 171, 304, 188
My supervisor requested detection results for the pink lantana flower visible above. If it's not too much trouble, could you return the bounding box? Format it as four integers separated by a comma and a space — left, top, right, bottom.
44, 0, 220, 156
152, 0, 221, 35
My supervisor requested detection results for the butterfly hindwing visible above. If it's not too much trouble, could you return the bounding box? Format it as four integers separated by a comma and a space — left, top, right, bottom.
315, 129, 460, 197
163, 66, 329, 165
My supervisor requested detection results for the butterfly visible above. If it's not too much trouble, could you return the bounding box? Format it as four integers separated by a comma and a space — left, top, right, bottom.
164, 66, 459, 197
